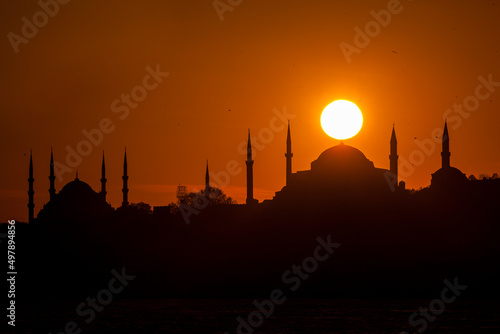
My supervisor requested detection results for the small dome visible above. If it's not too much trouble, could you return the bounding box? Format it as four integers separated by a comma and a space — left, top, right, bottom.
431, 166, 468, 188
311, 144, 375, 171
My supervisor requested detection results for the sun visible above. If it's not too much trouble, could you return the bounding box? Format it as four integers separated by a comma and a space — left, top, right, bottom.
321, 100, 363, 140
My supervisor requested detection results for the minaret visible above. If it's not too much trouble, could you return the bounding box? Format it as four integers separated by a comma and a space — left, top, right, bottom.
389, 124, 398, 183
205, 160, 210, 199
285, 120, 293, 186
100, 151, 107, 202
246, 130, 256, 205
28, 150, 35, 223
441, 120, 450, 169
49, 147, 56, 201
122, 149, 129, 207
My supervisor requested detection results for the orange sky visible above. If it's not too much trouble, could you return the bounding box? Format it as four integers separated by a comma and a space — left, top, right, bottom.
1, 0, 499, 222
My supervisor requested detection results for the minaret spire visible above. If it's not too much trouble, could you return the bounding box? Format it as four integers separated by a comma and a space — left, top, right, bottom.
122, 148, 129, 207
205, 160, 210, 199
49, 147, 56, 201
390, 123, 398, 184
101, 151, 107, 201
28, 150, 35, 223
246, 130, 256, 205
285, 120, 293, 186
441, 120, 450, 169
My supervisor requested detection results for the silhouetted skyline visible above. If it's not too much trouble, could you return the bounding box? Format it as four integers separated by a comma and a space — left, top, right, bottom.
24, 119, 498, 224
2, 2, 500, 332
7, 119, 500, 333
2, 1, 500, 223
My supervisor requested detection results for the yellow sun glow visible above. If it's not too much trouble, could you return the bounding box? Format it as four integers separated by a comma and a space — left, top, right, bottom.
321, 100, 363, 140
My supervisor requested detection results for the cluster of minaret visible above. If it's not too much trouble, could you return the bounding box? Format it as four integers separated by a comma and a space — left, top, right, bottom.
198, 130, 266, 205
244, 122, 293, 205
27, 149, 130, 223
239, 122, 402, 204
28, 122, 454, 221
212, 121, 452, 204
243, 121, 452, 199
388, 120, 452, 188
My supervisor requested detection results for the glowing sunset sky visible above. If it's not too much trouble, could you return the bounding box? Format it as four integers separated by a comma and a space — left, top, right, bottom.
1, 0, 499, 222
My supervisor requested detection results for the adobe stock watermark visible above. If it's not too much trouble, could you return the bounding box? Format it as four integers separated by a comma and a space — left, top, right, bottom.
54, 64, 169, 182
213, 0, 243, 22
49, 267, 135, 334
179, 106, 296, 224
385, 73, 499, 192
225, 235, 340, 334
7, 0, 72, 54
339, 0, 411, 64
400, 277, 467, 334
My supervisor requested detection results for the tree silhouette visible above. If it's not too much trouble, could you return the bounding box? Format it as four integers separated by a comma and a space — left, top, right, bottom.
177, 187, 236, 207
165, 202, 180, 214
128, 202, 153, 215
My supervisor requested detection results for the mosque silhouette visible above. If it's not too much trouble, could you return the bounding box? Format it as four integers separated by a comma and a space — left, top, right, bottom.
10, 119, 500, 310
27, 121, 474, 223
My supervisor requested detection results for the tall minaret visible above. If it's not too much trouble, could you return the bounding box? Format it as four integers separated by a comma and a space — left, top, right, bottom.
285, 120, 293, 186
246, 130, 255, 205
122, 149, 129, 207
441, 120, 450, 169
100, 151, 107, 202
205, 160, 210, 199
389, 124, 398, 183
49, 148, 56, 201
28, 150, 35, 223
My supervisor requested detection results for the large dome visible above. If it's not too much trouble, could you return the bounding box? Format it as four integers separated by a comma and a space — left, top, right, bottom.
59, 177, 95, 197
311, 143, 375, 171
36, 176, 113, 224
